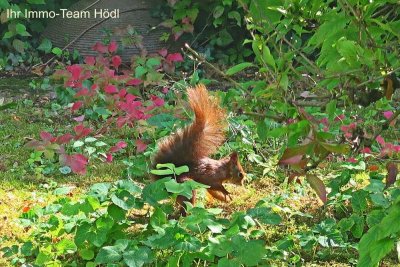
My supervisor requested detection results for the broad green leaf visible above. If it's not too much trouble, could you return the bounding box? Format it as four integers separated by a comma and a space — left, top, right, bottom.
247, 207, 282, 225
79, 248, 94, 260
351, 190, 368, 213
95, 246, 121, 264
55, 239, 77, 254
123, 247, 154, 267
262, 44, 275, 69
226, 62, 253, 76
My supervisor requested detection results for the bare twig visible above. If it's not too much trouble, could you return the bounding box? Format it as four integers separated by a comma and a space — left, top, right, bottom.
183, 43, 246, 91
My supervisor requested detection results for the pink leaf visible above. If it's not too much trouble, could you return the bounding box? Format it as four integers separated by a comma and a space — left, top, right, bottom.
136, 139, 147, 153
104, 84, 118, 94
40, 131, 54, 142
376, 135, 386, 146
71, 101, 83, 112
108, 41, 118, 53
383, 111, 394, 120
73, 115, 85, 122
65, 154, 88, 174
166, 53, 183, 62
84, 56, 96, 66
109, 141, 127, 153
158, 48, 168, 57
112, 55, 122, 69
162, 87, 169, 94
126, 78, 142, 86
92, 42, 108, 53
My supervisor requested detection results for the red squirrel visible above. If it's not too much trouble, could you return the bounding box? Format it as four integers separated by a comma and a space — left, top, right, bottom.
152, 84, 246, 215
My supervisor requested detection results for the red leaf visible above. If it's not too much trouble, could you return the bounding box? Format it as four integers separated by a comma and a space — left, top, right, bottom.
71, 101, 83, 112
136, 139, 147, 153
306, 174, 327, 204
158, 48, 168, 57
126, 78, 142, 86
112, 55, 122, 69
150, 95, 165, 107
66, 64, 82, 80
119, 89, 127, 98
74, 124, 92, 140
109, 141, 127, 153
65, 154, 88, 174
75, 89, 90, 97
166, 53, 183, 62
92, 42, 108, 53
84, 56, 96, 66
40, 131, 54, 142
361, 147, 372, 154
347, 157, 358, 163
104, 84, 118, 94
106, 153, 113, 163
108, 41, 118, 53
386, 162, 398, 188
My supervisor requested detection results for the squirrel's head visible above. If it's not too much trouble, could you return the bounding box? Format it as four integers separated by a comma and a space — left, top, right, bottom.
228, 152, 246, 186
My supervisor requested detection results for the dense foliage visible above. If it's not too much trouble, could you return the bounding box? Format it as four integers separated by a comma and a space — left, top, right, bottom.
1, 0, 399, 266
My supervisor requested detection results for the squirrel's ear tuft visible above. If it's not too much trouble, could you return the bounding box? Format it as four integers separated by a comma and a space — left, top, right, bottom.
230, 152, 238, 161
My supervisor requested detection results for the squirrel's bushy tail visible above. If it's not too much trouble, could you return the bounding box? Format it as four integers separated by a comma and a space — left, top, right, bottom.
152, 84, 227, 168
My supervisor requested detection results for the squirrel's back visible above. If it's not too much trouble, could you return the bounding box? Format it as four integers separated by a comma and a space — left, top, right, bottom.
152, 84, 227, 170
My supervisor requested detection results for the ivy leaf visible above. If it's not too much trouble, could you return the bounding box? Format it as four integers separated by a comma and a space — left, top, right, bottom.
12, 39, 25, 53
52, 47, 63, 56
37, 38, 52, 53
213, 6, 224, 19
